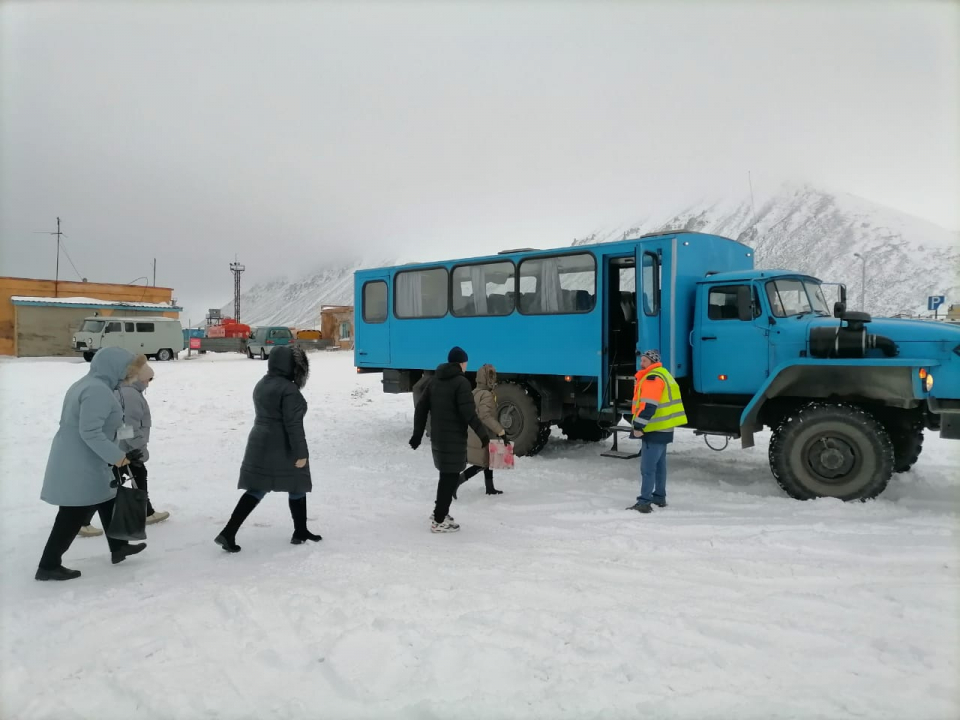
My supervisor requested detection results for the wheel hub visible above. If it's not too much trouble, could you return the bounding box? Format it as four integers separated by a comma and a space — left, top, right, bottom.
499, 405, 523, 434
805, 436, 857, 482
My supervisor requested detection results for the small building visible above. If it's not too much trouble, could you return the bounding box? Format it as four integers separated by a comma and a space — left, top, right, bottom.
0, 276, 180, 357
320, 305, 354, 350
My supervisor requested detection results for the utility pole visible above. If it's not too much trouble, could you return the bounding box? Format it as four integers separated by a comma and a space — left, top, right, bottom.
853, 253, 867, 310
34, 217, 65, 296
230, 259, 245, 323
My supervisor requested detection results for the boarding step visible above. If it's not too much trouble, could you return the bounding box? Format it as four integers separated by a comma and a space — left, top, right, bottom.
601, 425, 640, 460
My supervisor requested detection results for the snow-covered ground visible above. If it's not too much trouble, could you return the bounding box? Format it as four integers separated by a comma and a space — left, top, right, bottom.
1, 352, 958, 720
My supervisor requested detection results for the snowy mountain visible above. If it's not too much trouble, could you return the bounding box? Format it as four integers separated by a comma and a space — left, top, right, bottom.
229, 183, 958, 325
574, 182, 959, 316
224, 262, 377, 328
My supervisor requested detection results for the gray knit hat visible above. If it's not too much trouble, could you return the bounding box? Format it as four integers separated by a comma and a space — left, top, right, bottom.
639, 349, 661, 364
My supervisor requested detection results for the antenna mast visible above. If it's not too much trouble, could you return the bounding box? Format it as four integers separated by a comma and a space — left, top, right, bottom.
230, 259, 245, 323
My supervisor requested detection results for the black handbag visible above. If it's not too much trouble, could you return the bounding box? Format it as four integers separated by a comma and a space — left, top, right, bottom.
106, 467, 148, 541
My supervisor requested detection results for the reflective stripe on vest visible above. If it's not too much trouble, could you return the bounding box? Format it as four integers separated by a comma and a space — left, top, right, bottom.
633, 367, 688, 433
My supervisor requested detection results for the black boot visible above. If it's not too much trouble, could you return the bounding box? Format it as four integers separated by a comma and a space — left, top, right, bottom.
484, 469, 503, 495
35, 565, 81, 581
455, 466, 482, 499
215, 493, 261, 553
289, 497, 322, 545
111, 543, 147, 565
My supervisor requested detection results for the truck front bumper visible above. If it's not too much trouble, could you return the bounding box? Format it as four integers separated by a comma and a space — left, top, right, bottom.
927, 397, 960, 440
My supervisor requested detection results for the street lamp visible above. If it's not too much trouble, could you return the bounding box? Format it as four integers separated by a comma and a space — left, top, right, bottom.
853, 253, 867, 310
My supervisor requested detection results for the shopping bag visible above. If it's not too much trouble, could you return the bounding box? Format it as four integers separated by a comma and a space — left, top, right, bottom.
106, 477, 148, 541
488, 439, 515, 470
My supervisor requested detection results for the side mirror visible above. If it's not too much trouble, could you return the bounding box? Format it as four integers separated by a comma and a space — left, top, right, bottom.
736, 285, 754, 322
104, 326, 111, 334
839, 284, 847, 304
834, 301, 846, 318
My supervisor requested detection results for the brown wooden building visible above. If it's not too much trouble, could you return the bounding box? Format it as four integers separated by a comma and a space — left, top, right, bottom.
0, 276, 180, 357
320, 305, 354, 350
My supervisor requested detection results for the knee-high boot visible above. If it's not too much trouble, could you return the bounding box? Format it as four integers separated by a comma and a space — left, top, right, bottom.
215, 493, 261, 553
289, 497, 322, 544
484, 469, 503, 495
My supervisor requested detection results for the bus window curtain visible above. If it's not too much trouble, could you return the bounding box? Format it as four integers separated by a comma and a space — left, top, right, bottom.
539, 258, 562, 313
396, 273, 423, 317
469, 265, 488, 315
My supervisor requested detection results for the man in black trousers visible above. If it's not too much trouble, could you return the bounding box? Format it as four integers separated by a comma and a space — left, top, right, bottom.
410, 346, 489, 533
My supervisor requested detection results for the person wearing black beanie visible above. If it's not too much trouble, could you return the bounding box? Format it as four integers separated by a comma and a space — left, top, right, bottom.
409, 347, 489, 532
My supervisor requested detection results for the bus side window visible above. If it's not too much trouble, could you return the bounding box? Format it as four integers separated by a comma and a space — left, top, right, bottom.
395, 267, 449, 319
451, 261, 516, 317
518, 253, 596, 315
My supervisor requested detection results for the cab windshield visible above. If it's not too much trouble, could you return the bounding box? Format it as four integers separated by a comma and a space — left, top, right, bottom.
766, 278, 830, 318
80, 320, 105, 333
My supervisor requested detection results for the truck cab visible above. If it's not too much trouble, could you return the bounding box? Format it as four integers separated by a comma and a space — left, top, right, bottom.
686, 269, 960, 500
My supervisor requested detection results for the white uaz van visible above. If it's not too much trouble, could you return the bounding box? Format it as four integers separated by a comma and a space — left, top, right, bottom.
73, 316, 184, 362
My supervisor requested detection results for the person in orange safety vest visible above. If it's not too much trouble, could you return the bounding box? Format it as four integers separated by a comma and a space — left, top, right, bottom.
627, 349, 687, 513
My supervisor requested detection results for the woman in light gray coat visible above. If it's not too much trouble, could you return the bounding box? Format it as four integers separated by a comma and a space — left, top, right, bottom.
36, 347, 149, 581
79, 362, 169, 535
116, 362, 169, 525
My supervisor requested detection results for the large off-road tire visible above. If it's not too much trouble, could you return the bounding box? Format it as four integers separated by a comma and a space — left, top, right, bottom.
769, 402, 893, 501
496, 382, 544, 456
889, 421, 924, 474
157, 348, 174, 362
529, 423, 553, 455
559, 418, 612, 442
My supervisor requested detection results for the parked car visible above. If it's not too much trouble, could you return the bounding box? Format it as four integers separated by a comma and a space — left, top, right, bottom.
74, 316, 184, 362
246, 326, 293, 359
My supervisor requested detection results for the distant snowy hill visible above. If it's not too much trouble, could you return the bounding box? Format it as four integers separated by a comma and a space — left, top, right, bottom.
574, 183, 959, 316
228, 183, 958, 325
224, 262, 376, 328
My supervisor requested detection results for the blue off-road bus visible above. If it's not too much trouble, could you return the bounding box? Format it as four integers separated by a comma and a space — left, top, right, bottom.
354, 231, 960, 501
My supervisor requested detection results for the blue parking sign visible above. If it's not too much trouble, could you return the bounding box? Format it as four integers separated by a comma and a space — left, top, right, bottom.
928, 295, 946, 311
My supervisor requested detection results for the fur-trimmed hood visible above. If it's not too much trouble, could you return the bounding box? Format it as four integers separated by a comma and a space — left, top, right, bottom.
475, 364, 497, 391
268, 345, 310, 388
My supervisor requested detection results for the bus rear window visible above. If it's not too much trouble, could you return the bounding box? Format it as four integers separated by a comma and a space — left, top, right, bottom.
363, 281, 388, 323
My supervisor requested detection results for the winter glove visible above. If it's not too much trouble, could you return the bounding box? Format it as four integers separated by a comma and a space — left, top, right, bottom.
125, 448, 145, 465
480, 436, 490, 448
409, 435, 422, 450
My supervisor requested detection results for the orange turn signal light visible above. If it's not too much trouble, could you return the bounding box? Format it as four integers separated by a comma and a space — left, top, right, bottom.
718, 374, 728, 381
919, 369, 927, 379
564, 376, 573, 382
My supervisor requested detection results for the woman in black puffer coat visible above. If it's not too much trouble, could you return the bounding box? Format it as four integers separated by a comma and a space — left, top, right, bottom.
215, 345, 321, 552
410, 346, 489, 532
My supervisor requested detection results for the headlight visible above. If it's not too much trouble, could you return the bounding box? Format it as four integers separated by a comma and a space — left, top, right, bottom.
926, 373, 934, 392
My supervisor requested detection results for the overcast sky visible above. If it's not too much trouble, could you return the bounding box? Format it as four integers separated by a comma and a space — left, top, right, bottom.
1, 1, 957, 321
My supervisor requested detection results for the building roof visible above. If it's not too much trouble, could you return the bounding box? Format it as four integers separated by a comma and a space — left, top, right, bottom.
11, 296, 183, 312
0, 276, 174, 291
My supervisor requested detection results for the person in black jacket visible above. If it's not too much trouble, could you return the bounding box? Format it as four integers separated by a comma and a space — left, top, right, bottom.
410, 346, 490, 533
215, 345, 321, 552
